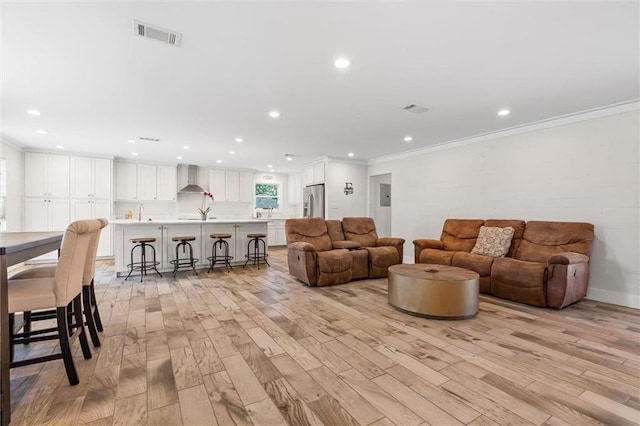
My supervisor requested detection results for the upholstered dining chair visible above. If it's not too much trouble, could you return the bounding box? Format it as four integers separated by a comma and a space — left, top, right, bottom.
7, 219, 101, 385
9, 218, 108, 348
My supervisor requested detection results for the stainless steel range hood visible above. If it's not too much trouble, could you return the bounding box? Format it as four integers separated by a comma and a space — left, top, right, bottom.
177, 164, 206, 193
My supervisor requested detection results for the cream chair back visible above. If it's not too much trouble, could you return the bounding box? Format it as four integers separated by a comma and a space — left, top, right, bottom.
82, 218, 109, 286
54, 219, 102, 306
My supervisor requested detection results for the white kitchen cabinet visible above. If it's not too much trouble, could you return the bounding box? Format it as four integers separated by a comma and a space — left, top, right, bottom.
267, 220, 286, 246
209, 169, 253, 203
303, 162, 325, 186
70, 198, 112, 256
24, 198, 70, 260
116, 162, 177, 201
287, 173, 302, 204
25, 152, 70, 198
208, 169, 226, 202
239, 172, 254, 203
156, 165, 177, 201
70, 156, 112, 199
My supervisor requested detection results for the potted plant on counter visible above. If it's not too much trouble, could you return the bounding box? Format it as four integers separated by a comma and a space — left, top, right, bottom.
199, 191, 214, 220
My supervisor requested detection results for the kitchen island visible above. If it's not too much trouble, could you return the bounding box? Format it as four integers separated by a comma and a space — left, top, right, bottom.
112, 219, 269, 275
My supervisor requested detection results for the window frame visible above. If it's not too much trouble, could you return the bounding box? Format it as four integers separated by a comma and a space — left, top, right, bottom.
254, 182, 281, 211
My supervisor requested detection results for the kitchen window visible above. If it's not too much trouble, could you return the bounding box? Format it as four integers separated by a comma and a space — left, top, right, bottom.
255, 183, 279, 210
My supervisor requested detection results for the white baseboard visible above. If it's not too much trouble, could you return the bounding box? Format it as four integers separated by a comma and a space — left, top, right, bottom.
586, 288, 640, 310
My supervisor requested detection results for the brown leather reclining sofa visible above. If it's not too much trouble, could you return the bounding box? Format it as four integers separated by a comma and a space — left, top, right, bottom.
414, 219, 594, 308
285, 217, 405, 286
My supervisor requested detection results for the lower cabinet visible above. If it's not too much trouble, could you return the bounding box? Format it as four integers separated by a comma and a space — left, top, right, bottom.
267, 220, 286, 246
71, 198, 113, 257
114, 221, 268, 275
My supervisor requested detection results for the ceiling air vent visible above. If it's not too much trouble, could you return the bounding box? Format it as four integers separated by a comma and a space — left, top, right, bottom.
139, 137, 161, 142
133, 20, 182, 47
403, 104, 430, 114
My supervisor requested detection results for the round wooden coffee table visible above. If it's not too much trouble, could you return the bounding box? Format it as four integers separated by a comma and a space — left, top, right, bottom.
388, 264, 480, 319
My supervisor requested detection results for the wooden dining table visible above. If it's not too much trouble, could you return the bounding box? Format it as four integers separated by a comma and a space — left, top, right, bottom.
0, 232, 63, 425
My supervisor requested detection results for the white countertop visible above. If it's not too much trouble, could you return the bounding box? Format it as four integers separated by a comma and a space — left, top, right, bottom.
111, 218, 272, 225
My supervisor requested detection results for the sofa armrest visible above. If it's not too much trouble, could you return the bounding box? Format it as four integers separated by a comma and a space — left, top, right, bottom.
548, 252, 589, 265
333, 241, 361, 250
288, 242, 316, 252
377, 237, 405, 247
413, 238, 443, 263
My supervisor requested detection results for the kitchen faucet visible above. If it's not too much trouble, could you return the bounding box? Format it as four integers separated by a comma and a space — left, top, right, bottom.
138, 203, 144, 221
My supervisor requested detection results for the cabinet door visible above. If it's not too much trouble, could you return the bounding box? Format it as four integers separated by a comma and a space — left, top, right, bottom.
93, 200, 112, 257
24, 153, 48, 197
116, 163, 138, 200
24, 198, 49, 232
47, 155, 70, 198
313, 162, 325, 184
137, 164, 158, 200
71, 198, 94, 221
48, 198, 70, 231
239, 172, 254, 203
70, 156, 93, 198
287, 173, 302, 204
303, 166, 314, 186
209, 169, 226, 202
156, 165, 177, 201
226, 171, 240, 202
93, 158, 112, 199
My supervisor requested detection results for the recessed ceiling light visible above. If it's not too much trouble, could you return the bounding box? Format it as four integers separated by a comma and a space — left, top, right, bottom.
128, 139, 136, 144
498, 109, 510, 116
347, 152, 355, 157
267, 164, 273, 168
404, 136, 413, 142
229, 151, 235, 155
269, 111, 281, 118
183, 146, 190, 150
285, 156, 293, 161
235, 138, 243, 143
55, 145, 64, 149
216, 160, 222, 164
334, 57, 350, 69
131, 152, 138, 156
176, 156, 183, 160
36, 130, 47, 134
27, 109, 41, 116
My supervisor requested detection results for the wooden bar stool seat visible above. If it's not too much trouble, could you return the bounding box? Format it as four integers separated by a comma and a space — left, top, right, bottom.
170, 236, 198, 276
125, 237, 162, 282
208, 233, 233, 272
243, 233, 269, 269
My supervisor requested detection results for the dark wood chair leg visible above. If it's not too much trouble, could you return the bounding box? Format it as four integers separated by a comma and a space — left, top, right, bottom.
23, 311, 31, 344
8, 314, 14, 363
83, 286, 101, 347
56, 306, 79, 386
89, 279, 103, 332
73, 295, 92, 360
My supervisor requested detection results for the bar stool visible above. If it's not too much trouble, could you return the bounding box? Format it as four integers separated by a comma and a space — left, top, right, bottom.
208, 233, 234, 272
243, 233, 269, 269
170, 236, 199, 277
125, 237, 162, 282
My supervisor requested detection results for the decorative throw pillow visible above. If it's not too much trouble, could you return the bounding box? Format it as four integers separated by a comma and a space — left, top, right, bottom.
471, 226, 515, 257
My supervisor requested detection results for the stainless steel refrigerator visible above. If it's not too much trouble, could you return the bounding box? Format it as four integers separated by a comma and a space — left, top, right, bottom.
303, 184, 325, 218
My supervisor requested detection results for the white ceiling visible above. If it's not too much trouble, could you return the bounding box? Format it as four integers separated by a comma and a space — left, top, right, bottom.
2, 1, 639, 173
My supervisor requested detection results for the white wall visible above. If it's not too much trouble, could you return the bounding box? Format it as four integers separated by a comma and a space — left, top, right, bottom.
369, 173, 392, 236
1, 141, 24, 231
325, 161, 367, 219
368, 108, 640, 308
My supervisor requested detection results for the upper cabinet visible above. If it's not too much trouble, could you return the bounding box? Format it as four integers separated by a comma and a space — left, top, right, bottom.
209, 169, 253, 203
303, 162, 325, 186
115, 162, 177, 201
24, 152, 70, 198
287, 173, 302, 204
70, 156, 112, 199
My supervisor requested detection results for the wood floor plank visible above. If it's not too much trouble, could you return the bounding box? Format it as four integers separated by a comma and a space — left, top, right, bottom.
264, 377, 324, 426
113, 393, 147, 426
147, 402, 183, 426
147, 357, 179, 410
221, 354, 269, 405
202, 371, 253, 426
178, 384, 218, 426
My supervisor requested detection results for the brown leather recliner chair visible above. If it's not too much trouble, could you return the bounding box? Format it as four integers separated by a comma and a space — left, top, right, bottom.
341, 217, 405, 278
285, 218, 352, 286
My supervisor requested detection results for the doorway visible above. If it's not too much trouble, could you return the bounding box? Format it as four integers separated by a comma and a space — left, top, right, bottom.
369, 173, 391, 236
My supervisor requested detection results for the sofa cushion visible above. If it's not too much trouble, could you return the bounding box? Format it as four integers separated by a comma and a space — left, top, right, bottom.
285, 218, 333, 252
491, 257, 547, 307
364, 246, 400, 278
485, 219, 525, 257
342, 217, 379, 247
471, 226, 515, 257
316, 250, 352, 286
452, 252, 494, 277
350, 249, 370, 280
441, 219, 485, 252
516, 221, 594, 263
419, 248, 455, 265
326, 220, 346, 242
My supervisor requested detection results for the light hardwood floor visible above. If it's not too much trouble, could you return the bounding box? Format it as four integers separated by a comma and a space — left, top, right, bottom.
8, 248, 640, 425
